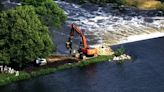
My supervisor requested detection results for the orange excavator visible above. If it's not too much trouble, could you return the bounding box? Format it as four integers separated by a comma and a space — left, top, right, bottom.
66, 23, 97, 60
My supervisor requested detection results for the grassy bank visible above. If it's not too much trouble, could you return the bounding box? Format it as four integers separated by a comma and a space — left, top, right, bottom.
0, 55, 111, 86
121, 0, 164, 10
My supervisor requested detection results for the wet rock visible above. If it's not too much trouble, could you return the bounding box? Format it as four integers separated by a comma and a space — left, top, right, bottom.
144, 18, 154, 23
15, 71, 19, 76
123, 16, 132, 20
112, 54, 131, 61
0, 66, 3, 72
0, 65, 19, 76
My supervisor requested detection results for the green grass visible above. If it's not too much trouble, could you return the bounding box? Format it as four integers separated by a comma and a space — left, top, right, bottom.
0, 71, 30, 86
0, 55, 112, 86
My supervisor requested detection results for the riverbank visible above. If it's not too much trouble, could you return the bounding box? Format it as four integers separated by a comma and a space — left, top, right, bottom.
0, 55, 111, 86
1, 36, 164, 92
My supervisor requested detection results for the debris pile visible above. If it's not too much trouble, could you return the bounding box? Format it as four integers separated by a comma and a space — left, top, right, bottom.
0, 65, 19, 76
113, 54, 131, 61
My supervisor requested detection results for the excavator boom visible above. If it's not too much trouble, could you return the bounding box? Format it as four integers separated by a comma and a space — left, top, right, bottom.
70, 24, 87, 49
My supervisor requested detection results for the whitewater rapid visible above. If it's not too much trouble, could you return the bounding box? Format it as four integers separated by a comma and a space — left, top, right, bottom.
55, 0, 164, 45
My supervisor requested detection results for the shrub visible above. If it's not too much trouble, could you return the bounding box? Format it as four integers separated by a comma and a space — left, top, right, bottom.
114, 47, 125, 56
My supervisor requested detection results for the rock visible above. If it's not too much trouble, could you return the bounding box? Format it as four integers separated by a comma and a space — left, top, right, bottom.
127, 55, 131, 60
0, 65, 3, 73
113, 56, 119, 61
0, 65, 19, 75
4, 66, 8, 73
8, 67, 12, 74
112, 54, 132, 61
15, 71, 19, 76
10, 69, 15, 74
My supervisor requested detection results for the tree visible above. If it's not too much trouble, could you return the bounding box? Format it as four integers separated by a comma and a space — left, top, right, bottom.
0, 6, 53, 67
21, 0, 67, 27
0, 1, 4, 11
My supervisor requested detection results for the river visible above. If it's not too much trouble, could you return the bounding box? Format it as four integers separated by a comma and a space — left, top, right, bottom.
54, 0, 164, 46
1, 1, 164, 92
1, 37, 164, 92
51, 0, 164, 54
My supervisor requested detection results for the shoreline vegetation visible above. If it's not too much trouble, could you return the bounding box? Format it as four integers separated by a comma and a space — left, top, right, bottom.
0, 0, 66, 69
0, 47, 132, 86
0, 55, 112, 86
0, 0, 68, 87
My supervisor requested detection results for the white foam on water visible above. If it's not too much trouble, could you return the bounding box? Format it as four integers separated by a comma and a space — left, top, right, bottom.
55, 0, 164, 45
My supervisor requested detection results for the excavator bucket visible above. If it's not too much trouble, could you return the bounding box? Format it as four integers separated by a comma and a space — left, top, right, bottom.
65, 41, 71, 49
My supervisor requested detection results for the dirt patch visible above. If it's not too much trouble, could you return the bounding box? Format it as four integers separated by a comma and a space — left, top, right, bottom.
24, 55, 79, 72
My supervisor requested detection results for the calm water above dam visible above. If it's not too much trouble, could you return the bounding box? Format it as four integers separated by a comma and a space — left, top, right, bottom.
1, 37, 164, 92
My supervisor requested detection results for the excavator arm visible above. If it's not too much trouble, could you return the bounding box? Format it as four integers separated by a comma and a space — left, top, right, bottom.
66, 23, 88, 49
69, 24, 88, 49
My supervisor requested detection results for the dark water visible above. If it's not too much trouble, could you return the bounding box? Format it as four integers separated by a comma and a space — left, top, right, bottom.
1, 37, 164, 92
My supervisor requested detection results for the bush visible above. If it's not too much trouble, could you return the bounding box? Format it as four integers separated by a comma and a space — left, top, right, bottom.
21, 0, 67, 27
114, 47, 125, 56
0, 6, 53, 67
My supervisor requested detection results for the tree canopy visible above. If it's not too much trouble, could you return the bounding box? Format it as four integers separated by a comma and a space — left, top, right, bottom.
21, 0, 67, 27
0, 6, 53, 67
0, 1, 4, 11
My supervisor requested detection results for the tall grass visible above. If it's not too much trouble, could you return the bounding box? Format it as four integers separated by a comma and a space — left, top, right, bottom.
121, 0, 164, 10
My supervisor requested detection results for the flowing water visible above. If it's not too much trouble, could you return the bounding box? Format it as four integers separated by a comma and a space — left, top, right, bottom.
54, 0, 164, 46
2, 0, 164, 53
1, 1, 164, 91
